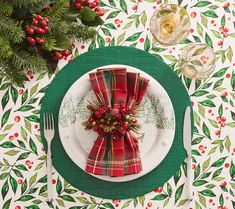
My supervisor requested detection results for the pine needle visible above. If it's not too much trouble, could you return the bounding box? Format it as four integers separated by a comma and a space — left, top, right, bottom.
11, 48, 48, 72
0, 17, 25, 43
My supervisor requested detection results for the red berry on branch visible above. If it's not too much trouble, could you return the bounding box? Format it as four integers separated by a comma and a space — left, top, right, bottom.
35, 14, 43, 21
95, 7, 100, 12
41, 21, 47, 27
36, 27, 44, 34
88, 118, 94, 123
53, 52, 63, 60
44, 16, 49, 21
85, 0, 91, 5
116, 114, 122, 120
74, 2, 83, 10
26, 27, 34, 35
43, 26, 49, 31
62, 50, 70, 57
36, 37, 44, 44
132, 118, 137, 123
131, 110, 136, 115
98, 9, 105, 16
94, 109, 103, 118
33, 19, 38, 25
27, 37, 36, 45
89, 2, 97, 8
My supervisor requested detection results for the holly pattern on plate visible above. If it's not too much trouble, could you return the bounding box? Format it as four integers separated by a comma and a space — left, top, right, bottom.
1, 0, 235, 208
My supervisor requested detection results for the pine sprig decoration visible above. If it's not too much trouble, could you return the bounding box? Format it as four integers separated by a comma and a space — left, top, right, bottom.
11, 48, 47, 72
0, 18, 25, 43
0, 0, 13, 16
68, 24, 97, 40
8, 0, 40, 8
46, 0, 70, 18
0, 0, 104, 85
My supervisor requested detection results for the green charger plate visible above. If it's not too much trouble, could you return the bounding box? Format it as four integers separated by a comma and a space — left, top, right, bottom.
40, 46, 193, 199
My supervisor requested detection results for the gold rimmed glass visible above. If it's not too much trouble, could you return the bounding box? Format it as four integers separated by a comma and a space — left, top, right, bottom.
179, 43, 216, 79
150, 4, 190, 45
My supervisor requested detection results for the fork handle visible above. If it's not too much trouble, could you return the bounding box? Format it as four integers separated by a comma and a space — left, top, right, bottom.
187, 156, 192, 201
47, 155, 53, 202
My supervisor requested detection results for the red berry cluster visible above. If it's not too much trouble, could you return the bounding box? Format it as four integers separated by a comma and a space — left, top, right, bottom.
74, 0, 104, 16
26, 14, 49, 45
84, 103, 139, 138
53, 50, 71, 61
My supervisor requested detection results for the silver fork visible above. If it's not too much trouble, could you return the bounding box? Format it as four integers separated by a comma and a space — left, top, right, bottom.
44, 113, 55, 202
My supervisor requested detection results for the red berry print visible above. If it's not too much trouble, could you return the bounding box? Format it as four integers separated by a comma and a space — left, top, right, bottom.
189, 28, 194, 33
18, 179, 23, 184
114, 19, 120, 24
147, 202, 152, 207
224, 2, 230, 7
106, 37, 111, 43
14, 133, 19, 138
220, 181, 227, 187
28, 165, 32, 169
226, 73, 231, 78
218, 41, 223, 46
132, 5, 138, 10
19, 89, 24, 94
190, 12, 197, 18
199, 145, 204, 150
224, 163, 229, 168
215, 130, 220, 136
30, 75, 34, 79
209, 199, 213, 203
139, 38, 144, 43
25, 160, 31, 166
81, 45, 85, 49
221, 116, 226, 122
14, 116, 20, 122
15, 206, 21, 209
52, 179, 56, 184
9, 135, 14, 140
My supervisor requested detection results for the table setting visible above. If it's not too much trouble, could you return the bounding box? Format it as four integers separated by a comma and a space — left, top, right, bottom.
0, 0, 235, 209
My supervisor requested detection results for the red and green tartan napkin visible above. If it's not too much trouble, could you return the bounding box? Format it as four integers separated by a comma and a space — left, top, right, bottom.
85, 68, 149, 177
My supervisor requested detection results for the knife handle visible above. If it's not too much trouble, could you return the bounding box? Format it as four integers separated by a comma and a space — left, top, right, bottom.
187, 156, 192, 201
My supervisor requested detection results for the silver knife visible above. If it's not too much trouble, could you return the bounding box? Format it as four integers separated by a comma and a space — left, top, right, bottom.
183, 106, 192, 201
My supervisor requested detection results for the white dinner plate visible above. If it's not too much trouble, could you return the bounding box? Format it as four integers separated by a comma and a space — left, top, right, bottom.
58, 64, 175, 182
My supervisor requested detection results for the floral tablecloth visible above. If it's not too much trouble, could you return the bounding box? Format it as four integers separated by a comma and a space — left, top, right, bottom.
0, 0, 235, 209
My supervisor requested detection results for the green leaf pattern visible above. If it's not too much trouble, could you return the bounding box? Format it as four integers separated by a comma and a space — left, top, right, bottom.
0, 0, 235, 209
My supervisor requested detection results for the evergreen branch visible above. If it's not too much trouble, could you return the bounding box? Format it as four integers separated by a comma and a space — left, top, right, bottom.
43, 36, 57, 51
68, 24, 97, 41
0, 0, 13, 16
6, 0, 39, 8
0, 62, 26, 85
46, 0, 70, 18
0, 17, 25, 43
11, 48, 48, 72
48, 18, 69, 35
0, 36, 13, 58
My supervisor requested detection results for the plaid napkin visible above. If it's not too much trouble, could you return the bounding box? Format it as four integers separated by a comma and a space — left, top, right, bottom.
85, 68, 149, 177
